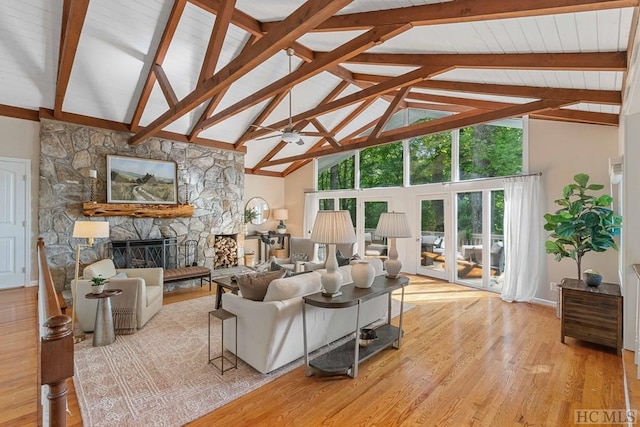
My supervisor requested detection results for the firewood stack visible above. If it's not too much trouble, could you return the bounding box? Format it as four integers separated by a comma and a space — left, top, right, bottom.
214, 235, 238, 268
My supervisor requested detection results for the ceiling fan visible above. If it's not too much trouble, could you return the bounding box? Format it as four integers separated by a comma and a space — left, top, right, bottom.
253, 48, 332, 146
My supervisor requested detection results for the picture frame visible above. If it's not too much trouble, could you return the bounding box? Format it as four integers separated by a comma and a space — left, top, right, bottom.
107, 155, 178, 204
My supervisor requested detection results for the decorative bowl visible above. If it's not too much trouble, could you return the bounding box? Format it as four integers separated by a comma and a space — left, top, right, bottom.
583, 272, 603, 287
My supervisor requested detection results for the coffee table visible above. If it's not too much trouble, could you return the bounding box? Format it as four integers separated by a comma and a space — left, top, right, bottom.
213, 276, 239, 309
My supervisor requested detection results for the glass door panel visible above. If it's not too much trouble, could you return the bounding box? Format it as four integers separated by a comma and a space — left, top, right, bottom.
362, 200, 388, 259
417, 196, 450, 281
489, 190, 505, 291
456, 192, 483, 286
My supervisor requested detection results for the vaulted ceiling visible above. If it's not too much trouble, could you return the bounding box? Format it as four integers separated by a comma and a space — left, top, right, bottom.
1, 0, 638, 176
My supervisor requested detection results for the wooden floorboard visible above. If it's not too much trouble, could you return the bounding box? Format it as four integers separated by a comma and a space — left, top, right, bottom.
3, 277, 638, 426
0, 286, 39, 426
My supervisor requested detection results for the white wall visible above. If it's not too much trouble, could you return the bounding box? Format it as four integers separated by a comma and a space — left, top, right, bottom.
621, 113, 640, 350
528, 119, 620, 302
0, 116, 40, 281
284, 163, 314, 238
243, 174, 285, 235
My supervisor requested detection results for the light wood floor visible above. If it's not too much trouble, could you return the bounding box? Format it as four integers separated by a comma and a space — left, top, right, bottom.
2, 277, 638, 426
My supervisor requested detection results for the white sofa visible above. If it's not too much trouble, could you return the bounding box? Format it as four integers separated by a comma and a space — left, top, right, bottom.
71, 259, 164, 332
221, 259, 387, 374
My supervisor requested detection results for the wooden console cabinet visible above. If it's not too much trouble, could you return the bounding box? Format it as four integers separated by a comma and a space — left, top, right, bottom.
559, 278, 622, 355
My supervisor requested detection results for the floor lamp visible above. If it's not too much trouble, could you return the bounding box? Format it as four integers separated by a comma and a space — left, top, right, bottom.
72, 220, 109, 342
375, 212, 411, 278
310, 210, 356, 297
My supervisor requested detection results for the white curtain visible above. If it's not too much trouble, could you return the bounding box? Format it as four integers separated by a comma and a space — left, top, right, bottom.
501, 174, 542, 303
303, 192, 320, 261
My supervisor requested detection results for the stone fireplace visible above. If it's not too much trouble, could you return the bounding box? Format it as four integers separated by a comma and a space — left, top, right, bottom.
38, 119, 245, 289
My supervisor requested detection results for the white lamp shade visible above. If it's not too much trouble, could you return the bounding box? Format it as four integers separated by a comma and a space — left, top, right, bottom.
375, 212, 411, 238
72, 221, 109, 239
273, 209, 289, 221
310, 210, 356, 244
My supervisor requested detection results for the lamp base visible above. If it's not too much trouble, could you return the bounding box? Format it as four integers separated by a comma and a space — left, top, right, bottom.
385, 274, 401, 279
322, 290, 343, 298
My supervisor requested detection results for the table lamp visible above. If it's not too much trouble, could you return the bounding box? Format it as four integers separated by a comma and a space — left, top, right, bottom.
310, 210, 356, 297
375, 212, 411, 278
71, 220, 109, 342
273, 208, 288, 234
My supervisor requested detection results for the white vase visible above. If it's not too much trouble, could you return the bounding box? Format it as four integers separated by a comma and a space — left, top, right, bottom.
352, 261, 375, 288
92, 285, 104, 294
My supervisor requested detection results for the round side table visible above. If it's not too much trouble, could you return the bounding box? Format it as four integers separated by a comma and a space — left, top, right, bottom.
85, 289, 122, 347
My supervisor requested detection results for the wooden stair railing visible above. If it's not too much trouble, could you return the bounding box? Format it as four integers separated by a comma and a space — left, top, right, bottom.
38, 237, 74, 427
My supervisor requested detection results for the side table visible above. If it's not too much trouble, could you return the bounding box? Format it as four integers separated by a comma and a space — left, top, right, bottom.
208, 308, 237, 374
212, 276, 240, 309
85, 289, 122, 347
559, 278, 622, 355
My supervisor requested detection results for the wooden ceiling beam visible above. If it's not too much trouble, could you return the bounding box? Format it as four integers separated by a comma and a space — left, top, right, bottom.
245, 66, 451, 142
405, 101, 473, 113
354, 75, 622, 105
130, 0, 354, 145
406, 91, 513, 110
189, 34, 258, 142
194, 24, 411, 134
305, 0, 640, 31
367, 86, 411, 141
130, 0, 187, 131
0, 104, 40, 122
261, 99, 575, 166
54, 0, 90, 119
348, 52, 627, 71
531, 109, 619, 125
311, 118, 341, 148
234, 91, 289, 149
282, 159, 314, 176
152, 64, 178, 108
197, 0, 237, 84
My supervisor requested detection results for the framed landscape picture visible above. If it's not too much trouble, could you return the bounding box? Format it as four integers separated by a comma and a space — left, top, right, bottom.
107, 155, 178, 204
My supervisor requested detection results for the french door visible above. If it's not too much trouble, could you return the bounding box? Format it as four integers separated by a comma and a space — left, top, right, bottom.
416, 194, 451, 281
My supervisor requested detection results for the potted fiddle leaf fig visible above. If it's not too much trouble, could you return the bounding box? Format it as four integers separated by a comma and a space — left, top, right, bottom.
544, 173, 622, 282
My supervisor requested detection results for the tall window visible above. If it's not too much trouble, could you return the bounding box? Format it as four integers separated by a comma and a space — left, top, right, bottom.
409, 121, 452, 185
318, 153, 354, 191
360, 143, 403, 188
459, 121, 523, 180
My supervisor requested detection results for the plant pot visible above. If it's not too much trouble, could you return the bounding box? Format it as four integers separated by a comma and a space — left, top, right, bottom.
583, 272, 603, 287
92, 285, 105, 294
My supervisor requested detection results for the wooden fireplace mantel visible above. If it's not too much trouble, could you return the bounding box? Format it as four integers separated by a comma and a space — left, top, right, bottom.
82, 202, 194, 218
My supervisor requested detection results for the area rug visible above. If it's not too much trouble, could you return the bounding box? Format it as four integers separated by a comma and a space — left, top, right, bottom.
73, 295, 413, 426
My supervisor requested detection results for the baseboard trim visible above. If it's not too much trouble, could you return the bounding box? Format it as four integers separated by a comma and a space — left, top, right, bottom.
533, 297, 556, 307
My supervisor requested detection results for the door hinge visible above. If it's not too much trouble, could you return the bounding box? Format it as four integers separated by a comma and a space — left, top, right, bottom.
22, 267, 26, 273
22, 221, 26, 227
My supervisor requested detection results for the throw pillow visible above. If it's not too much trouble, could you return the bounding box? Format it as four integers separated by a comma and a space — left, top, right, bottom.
270, 259, 285, 271
112, 272, 128, 279
236, 270, 286, 301
335, 250, 350, 267
290, 252, 309, 262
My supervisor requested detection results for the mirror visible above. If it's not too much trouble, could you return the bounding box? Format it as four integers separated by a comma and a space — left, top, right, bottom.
245, 197, 270, 225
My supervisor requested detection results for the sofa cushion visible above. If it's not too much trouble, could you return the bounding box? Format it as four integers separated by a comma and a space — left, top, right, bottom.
237, 270, 286, 301
291, 252, 309, 262
146, 285, 163, 307
263, 271, 322, 302
83, 258, 117, 279
335, 250, 350, 266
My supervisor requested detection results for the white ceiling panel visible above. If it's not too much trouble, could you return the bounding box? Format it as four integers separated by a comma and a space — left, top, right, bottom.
341, 63, 418, 77
0, 0, 60, 110
564, 103, 621, 114
297, 30, 366, 52
410, 87, 536, 105
333, 98, 390, 140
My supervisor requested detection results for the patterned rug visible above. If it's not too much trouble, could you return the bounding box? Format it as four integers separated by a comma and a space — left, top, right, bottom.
73, 295, 411, 426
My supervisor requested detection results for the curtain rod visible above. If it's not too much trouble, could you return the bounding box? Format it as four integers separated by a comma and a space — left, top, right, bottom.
441, 171, 542, 186
304, 172, 542, 193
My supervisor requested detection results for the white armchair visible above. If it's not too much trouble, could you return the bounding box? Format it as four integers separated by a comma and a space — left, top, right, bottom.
71, 259, 163, 332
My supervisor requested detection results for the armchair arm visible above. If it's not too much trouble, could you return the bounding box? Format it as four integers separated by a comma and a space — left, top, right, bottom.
116, 268, 163, 287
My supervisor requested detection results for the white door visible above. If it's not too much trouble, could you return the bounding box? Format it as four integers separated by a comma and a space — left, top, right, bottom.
0, 158, 28, 289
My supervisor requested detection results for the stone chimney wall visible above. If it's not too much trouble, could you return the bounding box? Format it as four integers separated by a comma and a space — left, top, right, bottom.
38, 119, 244, 290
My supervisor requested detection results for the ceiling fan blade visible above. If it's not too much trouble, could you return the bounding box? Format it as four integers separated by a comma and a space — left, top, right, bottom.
255, 134, 281, 141
295, 137, 304, 146
299, 131, 333, 137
